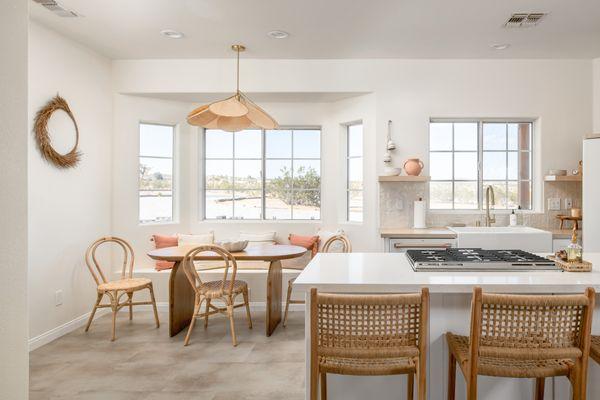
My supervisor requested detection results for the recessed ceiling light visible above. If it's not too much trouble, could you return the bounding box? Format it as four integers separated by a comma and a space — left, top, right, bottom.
267, 30, 289, 39
491, 43, 510, 50
160, 29, 184, 39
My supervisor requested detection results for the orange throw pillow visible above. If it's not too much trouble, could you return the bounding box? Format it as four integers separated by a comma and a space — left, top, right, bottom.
288, 234, 319, 258
152, 234, 178, 271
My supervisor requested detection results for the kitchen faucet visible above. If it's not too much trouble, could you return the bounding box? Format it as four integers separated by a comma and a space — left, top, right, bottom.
485, 185, 496, 227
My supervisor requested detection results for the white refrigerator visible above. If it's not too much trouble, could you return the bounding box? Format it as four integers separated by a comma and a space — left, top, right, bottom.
583, 137, 600, 252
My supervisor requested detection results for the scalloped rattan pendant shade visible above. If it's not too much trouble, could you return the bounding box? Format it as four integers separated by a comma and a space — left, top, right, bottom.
187, 45, 278, 132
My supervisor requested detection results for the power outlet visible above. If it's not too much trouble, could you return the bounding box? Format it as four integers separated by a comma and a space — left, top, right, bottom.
55, 290, 63, 306
547, 198, 561, 211
564, 198, 573, 209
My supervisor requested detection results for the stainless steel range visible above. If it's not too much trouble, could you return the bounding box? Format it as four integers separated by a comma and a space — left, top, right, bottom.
406, 248, 561, 272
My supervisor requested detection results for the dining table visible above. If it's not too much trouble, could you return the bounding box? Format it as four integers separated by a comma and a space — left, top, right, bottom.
147, 244, 307, 337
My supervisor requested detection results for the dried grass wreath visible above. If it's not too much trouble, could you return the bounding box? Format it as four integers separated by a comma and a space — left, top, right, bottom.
34, 95, 81, 168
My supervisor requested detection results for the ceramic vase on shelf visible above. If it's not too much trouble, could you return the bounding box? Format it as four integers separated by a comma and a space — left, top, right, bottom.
404, 158, 424, 176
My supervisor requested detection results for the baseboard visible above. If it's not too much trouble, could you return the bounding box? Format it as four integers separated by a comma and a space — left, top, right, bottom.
28, 308, 109, 352
30, 301, 305, 351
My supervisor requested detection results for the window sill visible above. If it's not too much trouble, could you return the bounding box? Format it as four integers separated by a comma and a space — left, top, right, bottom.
139, 220, 180, 227
427, 209, 541, 215
200, 219, 322, 224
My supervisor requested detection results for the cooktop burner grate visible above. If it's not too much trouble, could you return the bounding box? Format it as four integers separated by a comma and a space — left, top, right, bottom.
406, 248, 560, 272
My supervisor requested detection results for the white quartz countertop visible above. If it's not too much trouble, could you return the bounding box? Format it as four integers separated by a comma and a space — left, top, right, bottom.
294, 252, 600, 293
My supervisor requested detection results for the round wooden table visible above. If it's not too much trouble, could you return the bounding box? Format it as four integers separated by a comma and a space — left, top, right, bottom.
147, 244, 307, 337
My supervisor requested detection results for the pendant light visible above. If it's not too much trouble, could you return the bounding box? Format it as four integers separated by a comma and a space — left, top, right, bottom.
187, 44, 278, 132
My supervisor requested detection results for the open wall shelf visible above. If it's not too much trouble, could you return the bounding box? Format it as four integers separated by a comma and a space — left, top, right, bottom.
544, 175, 582, 182
378, 175, 430, 182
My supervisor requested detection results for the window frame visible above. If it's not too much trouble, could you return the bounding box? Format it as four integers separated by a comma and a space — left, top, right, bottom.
345, 122, 363, 222
138, 121, 176, 225
202, 126, 322, 221
428, 118, 534, 212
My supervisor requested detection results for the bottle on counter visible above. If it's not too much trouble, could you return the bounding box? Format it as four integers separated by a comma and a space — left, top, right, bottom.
509, 209, 517, 226
566, 229, 583, 263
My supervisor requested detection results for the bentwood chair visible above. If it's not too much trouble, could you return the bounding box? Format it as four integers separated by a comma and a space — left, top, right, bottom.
283, 234, 352, 327
310, 288, 429, 400
182, 245, 252, 347
84, 236, 160, 341
446, 287, 595, 400
591, 336, 600, 366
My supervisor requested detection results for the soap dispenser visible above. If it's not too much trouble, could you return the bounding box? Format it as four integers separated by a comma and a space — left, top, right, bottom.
509, 209, 517, 226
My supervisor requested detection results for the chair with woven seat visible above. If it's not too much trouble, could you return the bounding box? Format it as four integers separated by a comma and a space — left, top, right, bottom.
84, 236, 160, 341
310, 288, 429, 400
283, 234, 352, 327
591, 336, 600, 365
182, 245, 252, 347
446, 287, 595, 400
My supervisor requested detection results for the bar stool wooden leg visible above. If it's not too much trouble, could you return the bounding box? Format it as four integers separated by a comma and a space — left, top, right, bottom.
320, 372, 327, 400
535, 378, 545, 400
85, 292, 103, 332
283, 279, 293, 327
407, 372, 414, 400
447, 353, 456, 400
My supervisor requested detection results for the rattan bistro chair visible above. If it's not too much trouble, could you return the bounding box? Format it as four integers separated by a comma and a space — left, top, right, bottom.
310, 288, 429, 400
182, 245, 252, 347
84, 237, 160, 341
283, 235, 352, 327
446, 287, 595, 400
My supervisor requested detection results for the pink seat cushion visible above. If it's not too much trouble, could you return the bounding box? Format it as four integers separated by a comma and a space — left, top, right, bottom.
288, 234, 319, 258
152, 234, 178, 271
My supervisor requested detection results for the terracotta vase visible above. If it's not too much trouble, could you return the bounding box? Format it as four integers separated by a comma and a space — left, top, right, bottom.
404, 158, 424, 176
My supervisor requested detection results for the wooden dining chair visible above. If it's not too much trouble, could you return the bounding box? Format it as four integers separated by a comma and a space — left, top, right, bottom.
446, 287, 595, 400
310, 288, 429, 400
283, 234, 352, 327
84, 236, 160, 341
182, 245, 252, 347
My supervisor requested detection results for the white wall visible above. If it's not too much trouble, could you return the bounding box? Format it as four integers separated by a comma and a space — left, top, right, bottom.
28, 22, 113, 341
594, 58, 600, 132
0, 0, 29, 397
114, 58, 592, 225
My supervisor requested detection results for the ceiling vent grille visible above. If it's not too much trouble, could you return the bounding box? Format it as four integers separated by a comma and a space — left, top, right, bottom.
32, 0, 81, 17
504, 13, 547, 28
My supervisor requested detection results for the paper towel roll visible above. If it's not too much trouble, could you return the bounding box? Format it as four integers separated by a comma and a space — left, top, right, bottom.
413, 199, 427, 229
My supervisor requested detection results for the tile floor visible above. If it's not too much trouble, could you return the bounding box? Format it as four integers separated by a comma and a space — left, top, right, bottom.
30, 310, 305, 399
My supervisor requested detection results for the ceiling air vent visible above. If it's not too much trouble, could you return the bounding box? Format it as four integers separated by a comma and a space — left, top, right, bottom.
504, 12, 547, 28
32, 0, 81, 17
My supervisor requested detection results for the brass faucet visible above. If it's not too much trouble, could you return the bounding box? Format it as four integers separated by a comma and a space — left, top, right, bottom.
485, 185, 496, 227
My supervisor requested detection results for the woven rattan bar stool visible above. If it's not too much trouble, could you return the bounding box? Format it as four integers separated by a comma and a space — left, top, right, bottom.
182, 245, 252, 347
283, 234, 352, 327
591, 336, 600, 365
310, 288, 429, 400
446, 287, 595, 400
84, 236, 160, 341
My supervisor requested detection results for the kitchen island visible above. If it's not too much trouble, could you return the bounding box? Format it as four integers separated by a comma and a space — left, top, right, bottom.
294, 252, 600, 400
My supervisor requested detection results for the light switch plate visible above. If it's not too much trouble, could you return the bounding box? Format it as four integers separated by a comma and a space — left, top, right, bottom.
564, 198, 573, 209
548, 198, 561, 211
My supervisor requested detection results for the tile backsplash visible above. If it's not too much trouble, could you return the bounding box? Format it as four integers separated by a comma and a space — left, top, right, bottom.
379, 181, 582, 231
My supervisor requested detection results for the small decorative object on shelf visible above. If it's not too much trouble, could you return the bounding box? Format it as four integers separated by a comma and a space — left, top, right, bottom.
404, 158, 424, 176
382, 120, 400, 175
572, 160, 583, 176
33, 94, 81, 168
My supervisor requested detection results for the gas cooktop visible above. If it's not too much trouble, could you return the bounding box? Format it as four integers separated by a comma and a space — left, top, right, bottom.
406, 248, 560, 272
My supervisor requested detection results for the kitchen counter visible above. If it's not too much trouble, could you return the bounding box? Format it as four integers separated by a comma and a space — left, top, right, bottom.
380, 226, 578, 239
379, 227, 456, 238
296, 252, 600, 400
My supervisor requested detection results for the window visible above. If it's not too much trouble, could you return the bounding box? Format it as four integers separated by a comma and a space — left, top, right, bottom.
139, 123, 175, 223
429, 120, 533, 210
204, 128, 321, 220
346, 123, 363, 222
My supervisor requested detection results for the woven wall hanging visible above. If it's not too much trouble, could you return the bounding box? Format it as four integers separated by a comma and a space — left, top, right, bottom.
33, 95, 81, 168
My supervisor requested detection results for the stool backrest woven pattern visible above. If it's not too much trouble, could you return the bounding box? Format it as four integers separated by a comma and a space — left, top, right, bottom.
311, 288, 429, 359
85, 236, 135, 285
470, 287, 595, 361
322, 234, 352, 253
182, 245, 238, 295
